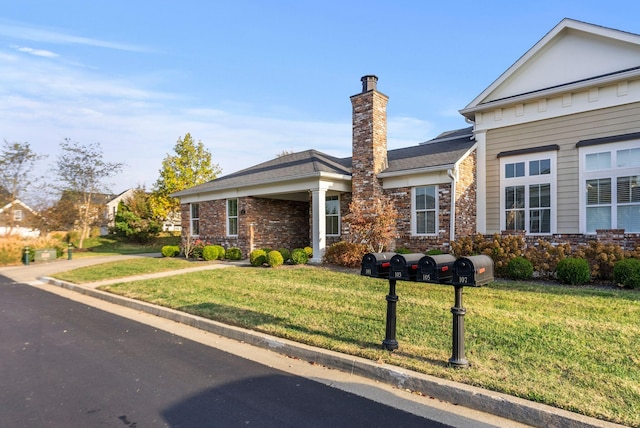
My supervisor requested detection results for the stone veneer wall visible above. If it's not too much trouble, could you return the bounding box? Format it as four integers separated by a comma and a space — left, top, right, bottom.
454, 150, 477, 237
180, 196, 310, 258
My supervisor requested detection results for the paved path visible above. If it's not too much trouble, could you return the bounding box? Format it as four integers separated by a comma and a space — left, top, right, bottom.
0, 255, 624, 428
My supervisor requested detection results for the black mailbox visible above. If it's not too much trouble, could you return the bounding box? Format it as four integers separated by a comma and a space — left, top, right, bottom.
389, 253, 423, 281
452, 255, 494, 287
417, 254, 456, 284
361, 252, 396, 278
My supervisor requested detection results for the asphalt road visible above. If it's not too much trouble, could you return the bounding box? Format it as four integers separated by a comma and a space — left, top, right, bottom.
0, 276, 466, 428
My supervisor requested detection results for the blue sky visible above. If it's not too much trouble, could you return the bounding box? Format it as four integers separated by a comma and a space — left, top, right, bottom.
2, 1, 640, 196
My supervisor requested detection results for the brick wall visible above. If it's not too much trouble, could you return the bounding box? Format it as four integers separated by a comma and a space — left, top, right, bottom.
455, 150, 477, 237
180, 196, 310, 258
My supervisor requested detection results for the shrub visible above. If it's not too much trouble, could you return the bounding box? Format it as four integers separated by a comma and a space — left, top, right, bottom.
226, 247, 242, 260
250, 249, 267, 267
291, 248, 309, 265
507, 257, 534, 280
304, 246, 313, 258
202, 245, 219, 261
451, 233, 525, 277
574, 241, 626, 281
278, 247, 291, 263
425, 248, 443, 255
395, 247, 411, 254
524, 240, 572, 280
613, 258, 640, 289
161, 245, 180, 257
322, 241, 368, 268
556, 257, 591, 285
267, 250, 284, 267
212, 245, 225, 260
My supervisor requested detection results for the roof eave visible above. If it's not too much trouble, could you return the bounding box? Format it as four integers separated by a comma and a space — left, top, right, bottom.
378, 163, 456, 179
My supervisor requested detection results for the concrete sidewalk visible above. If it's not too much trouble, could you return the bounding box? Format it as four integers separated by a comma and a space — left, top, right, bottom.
0, 255, 626, 428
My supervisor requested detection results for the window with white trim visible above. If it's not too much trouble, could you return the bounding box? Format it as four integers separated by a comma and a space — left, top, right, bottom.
227, 199, 238, 236
190, 203, 200, 236
581, 142, 640, 233
500, 152, 555, 234
413, 186, 437, 235
325, 195, 340, 236
13, 210, 23, 221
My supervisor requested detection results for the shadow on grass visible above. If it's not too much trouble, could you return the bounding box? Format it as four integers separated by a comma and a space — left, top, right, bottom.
178, 302, 287, 329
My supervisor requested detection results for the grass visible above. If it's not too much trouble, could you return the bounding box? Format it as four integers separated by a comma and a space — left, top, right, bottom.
55, 260, 640, 426
53, 257, 197, 283
71, 234, 181, 258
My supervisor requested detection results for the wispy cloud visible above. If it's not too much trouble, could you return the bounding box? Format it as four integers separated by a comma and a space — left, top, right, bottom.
0, 21, 151, 53
10, 44, 58, 58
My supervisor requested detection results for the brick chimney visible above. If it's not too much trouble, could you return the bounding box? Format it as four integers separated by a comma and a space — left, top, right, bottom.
350, 75, 388, 202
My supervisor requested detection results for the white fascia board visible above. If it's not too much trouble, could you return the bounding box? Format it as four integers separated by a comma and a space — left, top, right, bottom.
381, 166, 455, 189
177, 172, 351, 204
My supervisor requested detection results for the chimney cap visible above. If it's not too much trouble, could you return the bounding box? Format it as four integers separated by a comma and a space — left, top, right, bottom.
361, 75, 378, 93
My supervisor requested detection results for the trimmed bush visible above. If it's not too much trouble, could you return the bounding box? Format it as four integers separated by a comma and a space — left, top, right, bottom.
291, 248, 309, 265
507, 256, 534, 280
322, 241, 368, 268
212, 245, 225, 260
226, 247, 242, 260
556, 257, 591, 285
278, 247, 291, 263
267, 250, 284, 267
303, 246, 313, 258
161, 245, 180, 258
613, 258, 640, 289
202, 245, 219, 261
250, 249, 267, 267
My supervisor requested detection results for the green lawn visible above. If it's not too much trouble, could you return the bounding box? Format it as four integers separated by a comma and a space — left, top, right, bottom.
55, 261, 640, 426
70, 234, 181, 257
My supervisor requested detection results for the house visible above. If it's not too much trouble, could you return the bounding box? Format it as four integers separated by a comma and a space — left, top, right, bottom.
0, 199, 41, 237
102, 188, 135, 235
174, 18, 640, 259
173, 75, 476, 261
460, 18, 640, 249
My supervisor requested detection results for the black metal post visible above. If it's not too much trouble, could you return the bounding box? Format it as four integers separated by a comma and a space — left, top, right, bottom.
67, 242, 73, 260
382, 279, 399, 351
449, 285, 469, 368
24, 246, 30, 266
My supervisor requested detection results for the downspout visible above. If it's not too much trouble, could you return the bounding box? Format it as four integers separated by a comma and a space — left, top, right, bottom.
447, 168, 456, 243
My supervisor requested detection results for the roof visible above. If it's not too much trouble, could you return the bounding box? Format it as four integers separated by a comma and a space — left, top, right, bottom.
173, 127, 475, 198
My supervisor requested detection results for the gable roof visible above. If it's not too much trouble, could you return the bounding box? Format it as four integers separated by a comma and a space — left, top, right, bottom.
173, 127, 475, 198
0, 199, 39, 216
461, 18, 640, 119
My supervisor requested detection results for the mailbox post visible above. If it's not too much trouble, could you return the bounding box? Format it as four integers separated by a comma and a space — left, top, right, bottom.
382, 279, 399, 351
449, 284, 469, 368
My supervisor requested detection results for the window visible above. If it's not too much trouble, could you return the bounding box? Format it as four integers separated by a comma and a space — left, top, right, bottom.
190, 203, 200, 236
581, 141, 640, 233
500, 152, 555, 234
325, 195, 340, 236
227, 199, 238, 236
413, 186, 437, 235
13, 210, 23, 221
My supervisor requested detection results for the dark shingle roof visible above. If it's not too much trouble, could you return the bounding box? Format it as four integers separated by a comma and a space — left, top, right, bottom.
173, 127, 475, 196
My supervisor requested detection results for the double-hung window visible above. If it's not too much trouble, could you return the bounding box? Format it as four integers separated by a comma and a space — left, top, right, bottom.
413, 186, 437, 235
325, 195, 340, 236
190, 203, 200, 236
227, 199, 238, 236
13, 210, 23, 221
581, 141, 640, 233
500, 152, 555, 234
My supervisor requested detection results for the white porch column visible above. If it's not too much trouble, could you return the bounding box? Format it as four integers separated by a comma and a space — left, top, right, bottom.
475, 130, 487, 234
310, 188, 326, 263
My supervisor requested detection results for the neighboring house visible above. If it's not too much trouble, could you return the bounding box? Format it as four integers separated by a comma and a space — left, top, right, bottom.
102, 188, 135, 235
0, 199, 41, 237
174, 18, 640, 260
460, 18, 640, 249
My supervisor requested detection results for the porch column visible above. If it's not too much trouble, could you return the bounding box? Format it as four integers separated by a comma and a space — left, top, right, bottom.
310, 188, 326, 263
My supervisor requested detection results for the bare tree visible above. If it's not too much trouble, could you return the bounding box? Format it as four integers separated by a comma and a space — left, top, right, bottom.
54, 139, 123, 248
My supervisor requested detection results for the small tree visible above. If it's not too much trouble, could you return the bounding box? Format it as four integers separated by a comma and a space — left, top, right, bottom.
112, 187, 162, 243
53, 139, 123, 248
151, 133, 221, 223
343, 196, 399, 253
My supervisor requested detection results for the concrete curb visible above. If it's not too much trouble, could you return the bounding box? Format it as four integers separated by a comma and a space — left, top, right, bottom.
40, 276, 626, 428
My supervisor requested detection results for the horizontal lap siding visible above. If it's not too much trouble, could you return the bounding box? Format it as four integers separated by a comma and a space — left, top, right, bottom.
486, 102, 640, 234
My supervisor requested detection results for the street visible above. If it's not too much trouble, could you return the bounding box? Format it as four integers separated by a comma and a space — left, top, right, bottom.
0, 275, 487, 428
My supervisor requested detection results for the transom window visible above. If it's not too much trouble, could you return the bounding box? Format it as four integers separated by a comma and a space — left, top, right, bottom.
581, 142, 640, 233
227, 199, 238, 236
325, 195, 340, 236
500, 152, 555, 234
190, 203, 200, 236
413, 186, 437, 235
